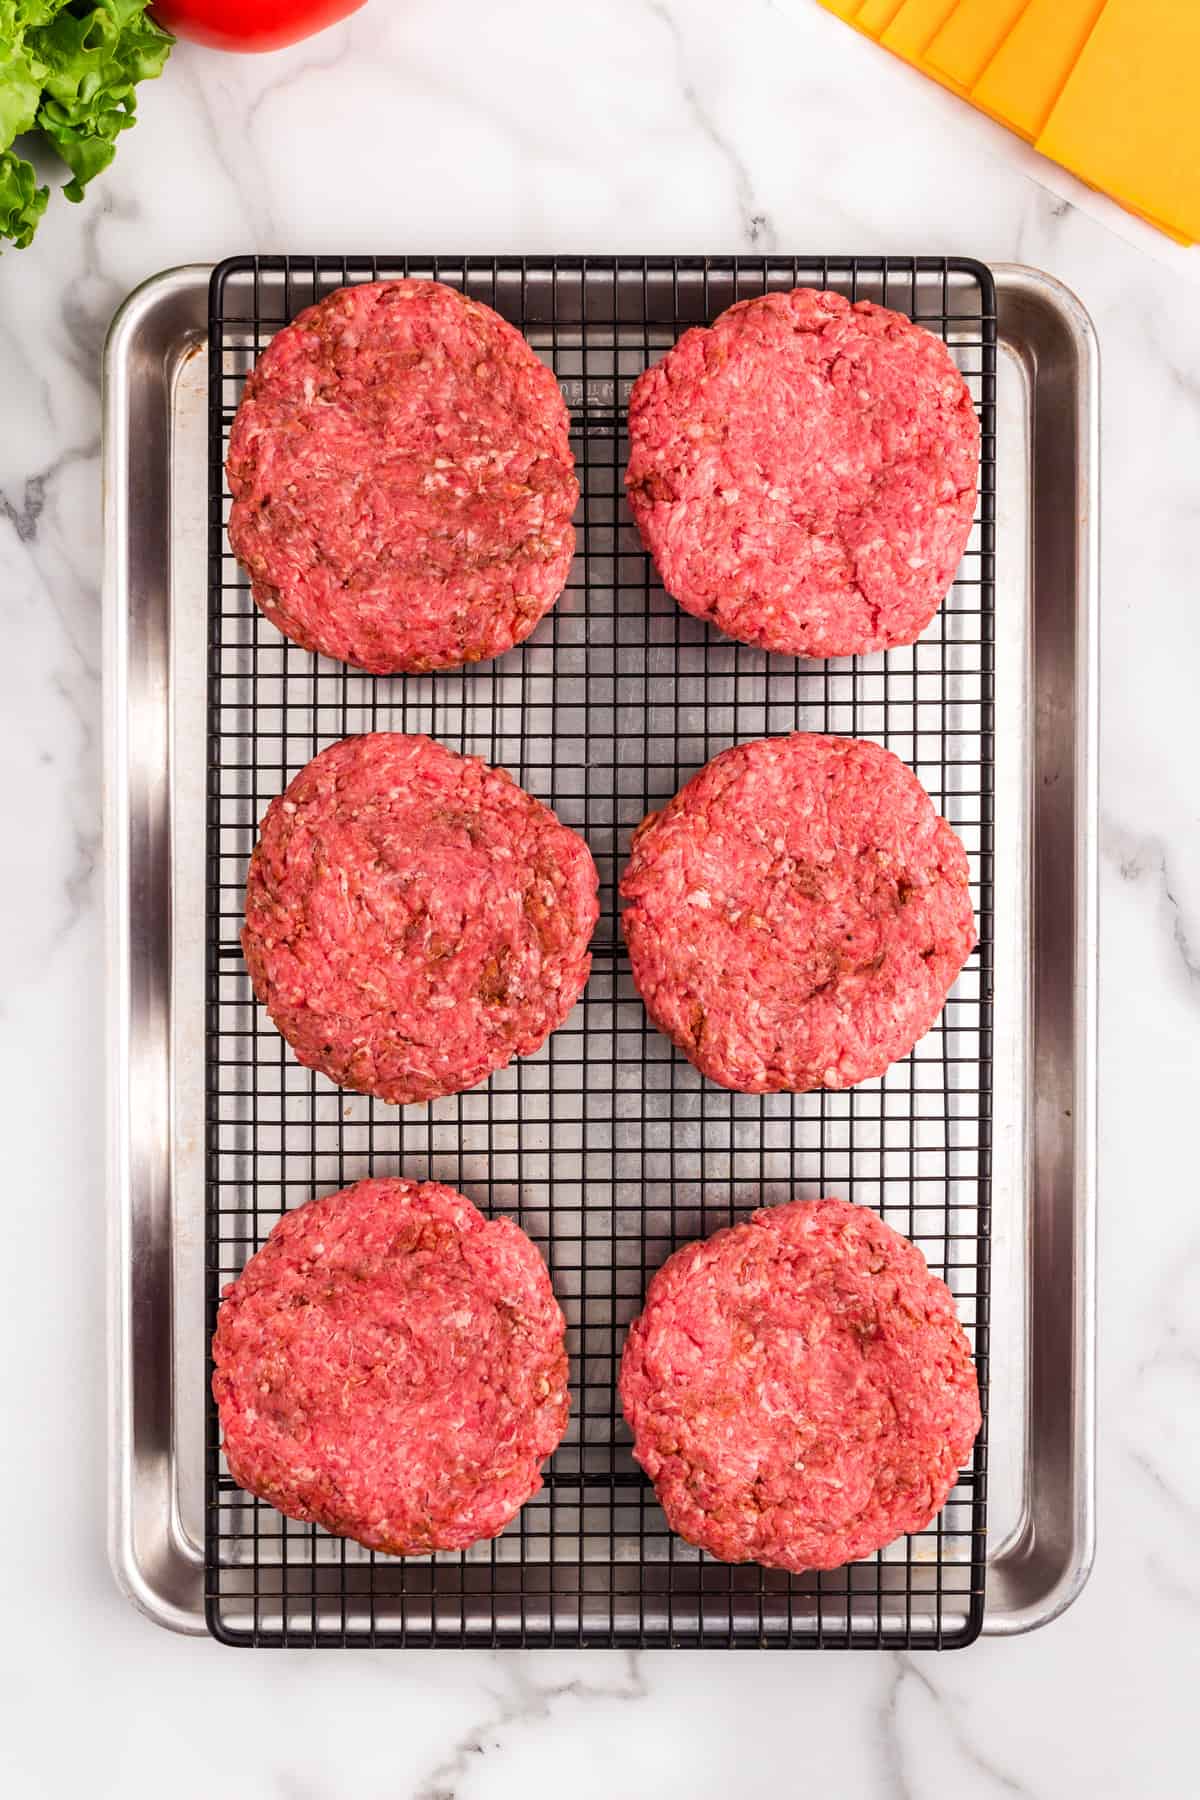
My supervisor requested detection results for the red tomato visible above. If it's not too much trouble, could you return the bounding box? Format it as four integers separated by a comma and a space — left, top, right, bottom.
151, 1, 367, 53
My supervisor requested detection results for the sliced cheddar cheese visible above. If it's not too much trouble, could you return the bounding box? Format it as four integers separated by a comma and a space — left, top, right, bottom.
880, 0, 962, 60
877, 0, 969, 94
964, 0, 1191, 238
926, 0, 1033, 90
971, 0, 1106, 140
816, 0, 868, 20
854, 0, 908, 36
1038, 0, 1200, 242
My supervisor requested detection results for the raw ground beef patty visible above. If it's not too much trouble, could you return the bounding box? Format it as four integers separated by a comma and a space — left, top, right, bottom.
620, 1197, 981, 1572
226, 279, 578, 673
625, 287, 979, 658
213, 1178, 570, 1555
620, 733, 976, 1093
242, 733, 598, 1105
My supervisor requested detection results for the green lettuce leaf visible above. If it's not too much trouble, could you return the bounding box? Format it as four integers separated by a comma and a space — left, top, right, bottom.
0, 143, 48, 247
0, 6, 47, 145
33, 3, 172, 203
0, 1, 172, 244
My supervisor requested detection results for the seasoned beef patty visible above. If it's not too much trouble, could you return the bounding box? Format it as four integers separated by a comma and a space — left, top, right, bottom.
213, 1177, 570, 1556
625, 287, 978, 658
620, 1197, 981, 1572
620, 733, 976, 1093
227, 279, 578, 673
242, 733, 598, 1105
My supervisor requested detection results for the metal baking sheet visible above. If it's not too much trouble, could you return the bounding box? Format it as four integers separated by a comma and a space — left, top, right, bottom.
103, 261, 1096, 1640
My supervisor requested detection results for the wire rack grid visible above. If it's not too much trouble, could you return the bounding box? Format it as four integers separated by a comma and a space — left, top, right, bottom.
204, 254, 996, 1650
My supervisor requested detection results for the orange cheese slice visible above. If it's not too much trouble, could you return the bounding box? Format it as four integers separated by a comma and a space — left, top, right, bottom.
854, 0, 908, 35
1038, 0, 1200, 242
821, 0, 1193, 245
971, 0, 1106, 140
880, 0, 962, 60
926, 0, 1033, 90
878, 0, 968, 93
965, 0, 1191, 238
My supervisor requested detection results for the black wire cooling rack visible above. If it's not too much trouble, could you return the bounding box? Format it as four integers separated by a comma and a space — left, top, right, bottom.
204, 254, 995, 1649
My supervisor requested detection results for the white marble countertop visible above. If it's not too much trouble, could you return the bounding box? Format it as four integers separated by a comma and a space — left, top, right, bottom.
3, 3, 1196, 1794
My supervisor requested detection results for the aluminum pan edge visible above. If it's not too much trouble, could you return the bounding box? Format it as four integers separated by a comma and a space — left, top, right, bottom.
983, 265, 1098, 1635
104, 262, 1097, 1638
104, 266, 209, 1635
